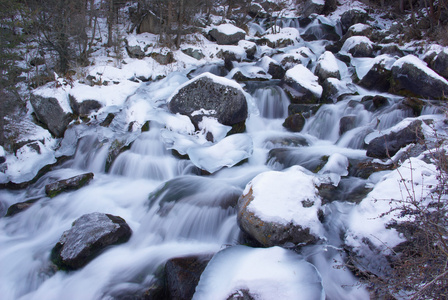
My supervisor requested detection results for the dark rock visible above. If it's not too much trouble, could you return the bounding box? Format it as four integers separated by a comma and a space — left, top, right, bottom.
231, 70, 269, 82
30, 57, 45, 66
5, 197, 40, 217
288, 103, 320, 118
0, 156, 5, 164
315, 51, 341, 83
301, 0, 325, 18
401, 97, 424, 116
349, 161, 396, 179
137, 13, 161, 34
182, 48, 205, 60
372, 95, 390, 109
340, 9, 368, 33
51, 212, 132, 270
151, 52, 175, 65
359, 61, 392, 92
319, 177, 372, 204
106, 140, 131, 172
366, 120, 424, 159
343, 36, 374, 57
126, 45, 146, 59
301, 24, 340, 42
342, 24, 373, 42
380, 45, 404, 57
339, 115, 357, 135
283, 113, 305, 132
45, 173, 94, 198
321, 78, 356, 103
69, 95, 102, 117
267, 61, 285, 79
431, 50, 448, 79
165, 254, 212, 300
267, 148, 324, 172
30, 94, 74, 138
209, 26, 245, 45
391, 55, 448, 100
100, 113, 115, 127
264, 135, 309, 147
168, 74, 248, 131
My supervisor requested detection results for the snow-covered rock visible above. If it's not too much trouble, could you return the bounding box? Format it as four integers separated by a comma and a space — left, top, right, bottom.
51, 212, 132, 270
167, 72, 248, 132
341, 36, 374, 57
193, 245, 325, 300
430, 48, 448, 80
315, 51, 341, 82
391, 55, 448, 99
284, 64, 322, 103
260, 27, 300, 48
358, 55, 396, 92
257, 56, 286, 79
301, 0, 325, 18
321, 77, 357, 103
208, 24, 246, 45
340, 8, 368, 32
237, 166, 324, 247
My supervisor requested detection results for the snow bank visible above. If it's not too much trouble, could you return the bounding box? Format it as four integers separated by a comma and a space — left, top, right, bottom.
193, 245, 325, 300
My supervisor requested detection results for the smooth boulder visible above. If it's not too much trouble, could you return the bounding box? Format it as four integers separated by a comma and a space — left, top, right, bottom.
51, 212, 132, 270
45, 172, 94, 198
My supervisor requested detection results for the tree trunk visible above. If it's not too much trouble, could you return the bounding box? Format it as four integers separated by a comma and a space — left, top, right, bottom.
176, 0, 184, 48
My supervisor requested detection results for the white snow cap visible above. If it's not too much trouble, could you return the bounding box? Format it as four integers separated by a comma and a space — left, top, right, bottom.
211, 23, 246, 35
285, 64, 323, 98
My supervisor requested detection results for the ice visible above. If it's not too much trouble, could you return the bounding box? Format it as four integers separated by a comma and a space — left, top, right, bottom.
243, 165, 323, 236
187, 133, 253, 173
193, 245, 325, 300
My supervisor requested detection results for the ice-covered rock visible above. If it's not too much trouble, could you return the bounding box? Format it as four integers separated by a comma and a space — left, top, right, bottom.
391, 55, 448, 99
301, 0, 325, 18
187, 133, 253, 173
284, 64, 322, 103
168, 72, 248, 132
193, 245, 325, 300
315, 51, 341, 82
257, 56, 286, 79
260, 27, 300, 48
340, 8, 368, 33
321, 78, 356, 103
51, 212, 132, 270
359, 55, 396, 92
341, 36, 374, 57
237, 166, 324, 247
208, 24, 246, 45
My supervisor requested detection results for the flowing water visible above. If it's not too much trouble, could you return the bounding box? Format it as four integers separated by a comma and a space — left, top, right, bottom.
1, 20, 445, 300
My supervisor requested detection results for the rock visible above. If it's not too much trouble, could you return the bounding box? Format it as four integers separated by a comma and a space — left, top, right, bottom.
257, 56, 285, 79
359, 58, 394, 92
339, 115, 357, 135
342, 23, 373, 41
51, 212, 132, 270
45, 173, 94, 198
165, 254, 212, 300
151, 51, 175, 65
431, 49, 448, 79
69, 95, 102, 117
390, 55, 448, 100
168, 73, 248, 132
100, 113, 115, 127
239, 40, 257, 60
259, 27, 300, 48
341, 36, 374, 57
380, 44, 404, 57
30, 94, 74, 138
267, 148, 324, 171
283, 113, 305, 132
366, 120, 424, 159
349, 160, 396, 179
5, 197, 40, 217
181, 48, 205, 60
284, 64, 322, 103
315, 51, 341, 83
126, 45, 146, 59
301, 0, 325, 18
288, 103, 320, 118
237, 166, 324, 247
321, 77, 357, 103
340, 8, 368, 33
231, 67, 270, 82
209, 24, 245, 45
301, 23, 340, 42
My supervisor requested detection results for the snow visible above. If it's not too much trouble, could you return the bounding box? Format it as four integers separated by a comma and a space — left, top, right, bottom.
285, 64, 323, 98
346, 157, 439, 253
187, 133, 253, 173
311, 0, 325, 5
392, 55, 448, 84
316, 51, 339, 73
211, 23, 246, 35
348, 23, 371, 33
193, 245, 325, 300
263, 27, 300, 46
33, 84, 72, 113
243, 166, 323, 236
318, 153, 349, 186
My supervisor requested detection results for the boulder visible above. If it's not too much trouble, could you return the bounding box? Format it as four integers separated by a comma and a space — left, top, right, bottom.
301, 23, 340, 42
283, 113, 305, 132
257, 56, 285, 79
342, 23, 373, 41
69, 95, 102, 117
430, 49, 448, 79
321, 77, 357, 103
181, 48, 205, 60
151, 51, 175, 65
259, 27, 300, 48
359, 58, 394, 92
30, 94, 74, 138
390, 55, 448, 100
165, 254, 212, 300
45, 172, 94, 198
284, 64, 322, 103
51, 212, 132, 270
301, 0, 325, 18
341, 36, 374, 57
237, 166, 324, 247
209, 24, 245, 45
5, 197, 40, 217
339, 115, 357, 135
315, 51, 341, 83
366, 120, 424, 159
340, 8, 368, 33
239, 40, 257, 60
126, 45, 145, 59
168, 73, 248, 132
